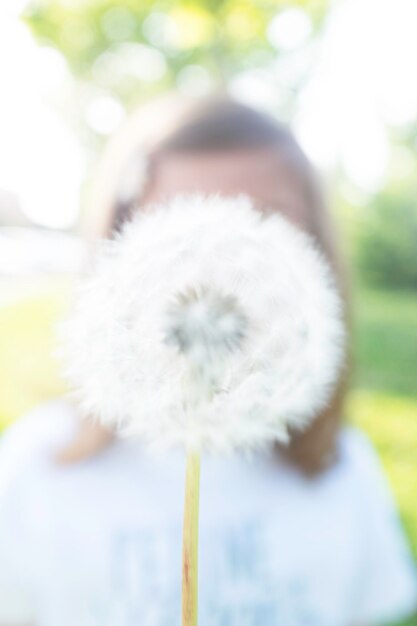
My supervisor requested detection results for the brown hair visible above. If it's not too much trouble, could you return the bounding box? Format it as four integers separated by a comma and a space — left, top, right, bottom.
64, 95, 350, 474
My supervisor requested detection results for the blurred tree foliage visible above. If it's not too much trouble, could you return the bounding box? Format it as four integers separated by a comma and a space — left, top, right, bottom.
355, 185, 417, 291
24, 0, 328, 107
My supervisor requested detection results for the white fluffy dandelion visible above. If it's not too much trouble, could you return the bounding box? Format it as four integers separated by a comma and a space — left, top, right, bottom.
63, 194, 345, 454
62, 193, 345, 626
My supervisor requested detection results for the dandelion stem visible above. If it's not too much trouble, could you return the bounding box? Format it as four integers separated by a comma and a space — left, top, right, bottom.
182, 450, 201, 626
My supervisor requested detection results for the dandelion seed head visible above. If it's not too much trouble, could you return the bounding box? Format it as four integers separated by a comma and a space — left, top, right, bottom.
62, 194, 345, 454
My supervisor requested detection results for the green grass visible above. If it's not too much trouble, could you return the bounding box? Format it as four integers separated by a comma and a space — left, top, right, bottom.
352, 288, 417, 398
0, 280, 70, 430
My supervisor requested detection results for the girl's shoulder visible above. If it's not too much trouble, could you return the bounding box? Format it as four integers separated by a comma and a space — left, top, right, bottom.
0, 399, 78, 497
336, 426, 389, 489
324, 427, 406, 537
335, 430, 417, 623
338, 426, 381, 470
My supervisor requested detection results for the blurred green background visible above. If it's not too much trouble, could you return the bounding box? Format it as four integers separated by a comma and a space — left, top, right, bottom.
0, 1, 416, 624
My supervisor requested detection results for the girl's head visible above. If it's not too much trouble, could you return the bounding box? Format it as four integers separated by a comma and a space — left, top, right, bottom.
88, 97, 343, 269
69, 95, 349, 473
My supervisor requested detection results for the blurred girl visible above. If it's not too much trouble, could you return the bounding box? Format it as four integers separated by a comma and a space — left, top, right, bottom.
0, 96, 416, 626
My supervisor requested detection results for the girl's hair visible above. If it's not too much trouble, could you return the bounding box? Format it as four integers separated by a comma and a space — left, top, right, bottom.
76, 95, 351, 474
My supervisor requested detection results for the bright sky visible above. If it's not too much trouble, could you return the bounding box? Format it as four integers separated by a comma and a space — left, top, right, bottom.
294, 0, 417, 191
0, 1, 85, 229
0, 0, 416, 228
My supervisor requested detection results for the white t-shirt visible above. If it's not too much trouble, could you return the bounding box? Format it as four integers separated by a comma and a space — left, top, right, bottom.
0, 401, 416, 626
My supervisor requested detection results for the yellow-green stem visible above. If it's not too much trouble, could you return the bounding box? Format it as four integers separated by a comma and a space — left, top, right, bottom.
182, 450, 201, 626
